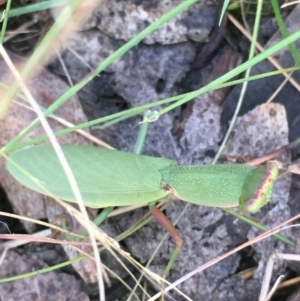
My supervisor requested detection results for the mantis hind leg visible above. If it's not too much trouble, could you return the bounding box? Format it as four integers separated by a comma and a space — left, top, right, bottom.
149, 203, 183, 278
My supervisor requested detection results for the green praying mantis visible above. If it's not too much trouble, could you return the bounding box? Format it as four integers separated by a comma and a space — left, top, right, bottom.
7, 145, 279, 275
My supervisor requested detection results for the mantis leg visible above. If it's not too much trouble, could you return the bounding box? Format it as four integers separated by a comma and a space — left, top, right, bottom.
149, 203, 183, 278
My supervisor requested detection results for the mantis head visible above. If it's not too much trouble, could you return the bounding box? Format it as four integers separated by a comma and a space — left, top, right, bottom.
239, 162, 279, 213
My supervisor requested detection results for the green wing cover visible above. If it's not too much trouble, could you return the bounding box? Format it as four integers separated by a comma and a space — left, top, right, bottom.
7, 145, 174, 207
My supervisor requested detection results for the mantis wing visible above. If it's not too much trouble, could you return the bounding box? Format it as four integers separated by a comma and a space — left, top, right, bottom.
7, 145, 174, 208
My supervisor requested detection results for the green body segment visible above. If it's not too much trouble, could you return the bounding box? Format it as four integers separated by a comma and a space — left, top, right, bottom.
238, 162, 279, 213
160, 164, 255, 207
7, 145, 174, 208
